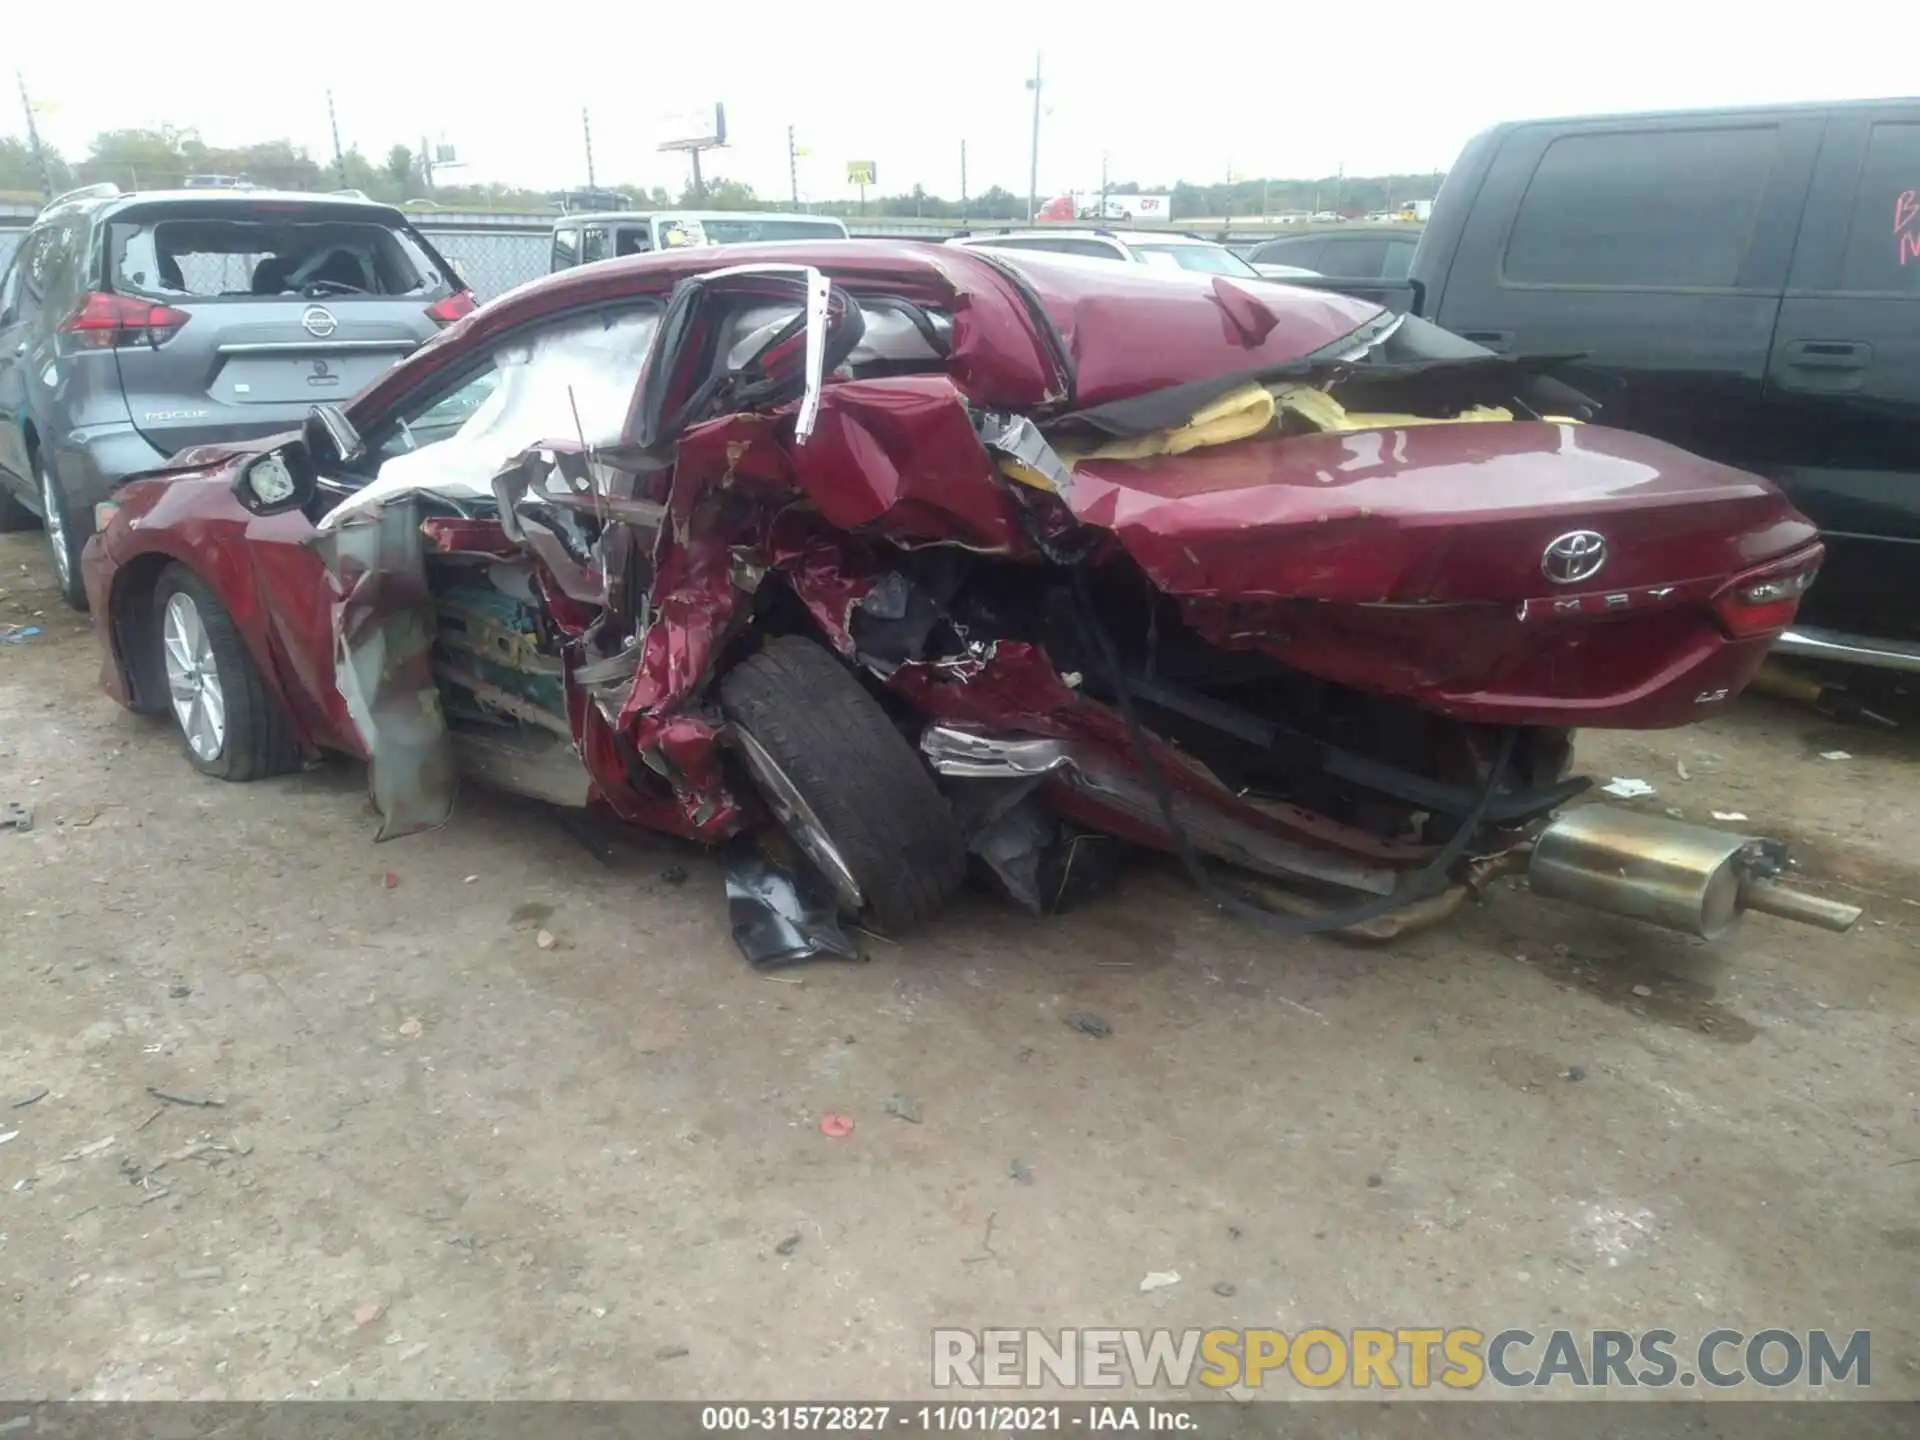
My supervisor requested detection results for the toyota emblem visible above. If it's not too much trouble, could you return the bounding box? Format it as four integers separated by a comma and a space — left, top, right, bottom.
1541, 530, 1608, 585
301, 305, 338, 338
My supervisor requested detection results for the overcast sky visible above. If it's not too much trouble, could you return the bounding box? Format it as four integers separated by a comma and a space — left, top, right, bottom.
12, 0, 1911, 202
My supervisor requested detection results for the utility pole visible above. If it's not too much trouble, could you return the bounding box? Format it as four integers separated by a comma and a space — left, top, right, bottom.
960, 139, 968, 224
16, 72, 53, 201
1100, 151, 1109, 222
420, 135, 434, 190
689, 149, 705, 203
1025, 51, 1043, 223
1333, 160, 1345, 216
582, 109, 596, 188
326, 90, 347, 187
788, 126, 799, 208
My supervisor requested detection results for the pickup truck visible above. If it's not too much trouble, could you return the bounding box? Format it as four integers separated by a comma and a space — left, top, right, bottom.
1310, 98, 1920, 673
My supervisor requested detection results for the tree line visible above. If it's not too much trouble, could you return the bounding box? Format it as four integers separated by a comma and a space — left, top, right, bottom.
2, 127, 1440, 219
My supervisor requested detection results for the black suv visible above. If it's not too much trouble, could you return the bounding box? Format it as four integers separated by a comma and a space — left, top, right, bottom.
1410, 97, 1920, 671
0, 185, 472, 607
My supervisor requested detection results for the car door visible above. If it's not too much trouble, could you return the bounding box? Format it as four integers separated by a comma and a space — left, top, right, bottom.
0, 229, 49, 489
1430, 111, 1821, 470
1763, 104, 1920, 641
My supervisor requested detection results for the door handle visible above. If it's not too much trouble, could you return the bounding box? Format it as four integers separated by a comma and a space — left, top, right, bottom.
1457, 329, 1514, 353
1782, 339, 1869, 370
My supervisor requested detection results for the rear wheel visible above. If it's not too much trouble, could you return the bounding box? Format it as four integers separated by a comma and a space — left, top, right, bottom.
153, 563, 299, 781
720, 636, 966, 932
34, 447, 89, 611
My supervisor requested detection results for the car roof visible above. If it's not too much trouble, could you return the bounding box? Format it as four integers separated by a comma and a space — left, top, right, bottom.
1258, 224, 1422, 241
955, 230, 1224, 249
553, 210, 848, 229
33, 185, 408, 230
1480, 94, 1919, 137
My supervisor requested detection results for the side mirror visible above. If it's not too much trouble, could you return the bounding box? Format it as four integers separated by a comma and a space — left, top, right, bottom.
232, 441, 317, 517
303, 403, 363, 467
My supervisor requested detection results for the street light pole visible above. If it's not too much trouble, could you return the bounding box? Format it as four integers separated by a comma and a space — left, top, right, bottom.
326, 89, 347, 187
1025, 51, 1043, 223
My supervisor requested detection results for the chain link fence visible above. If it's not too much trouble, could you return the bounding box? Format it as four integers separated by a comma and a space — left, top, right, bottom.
417, 225, 548, 301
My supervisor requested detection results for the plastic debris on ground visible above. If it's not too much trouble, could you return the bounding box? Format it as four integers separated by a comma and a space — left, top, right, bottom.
723, 834, 861, 968
1819, 751, 1852, 761
1712, 811, 1750, 823
818, 1114, 854, 1139
1065, 1011, 1112, 1038
0, 625, 40, 644
2, 803, 31, 833
1139, 1271, 1181, 1292
1601, 778, 1657, 798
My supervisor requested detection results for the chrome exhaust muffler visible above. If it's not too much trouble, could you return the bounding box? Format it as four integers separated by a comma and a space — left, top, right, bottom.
1529, 806, 1861, 938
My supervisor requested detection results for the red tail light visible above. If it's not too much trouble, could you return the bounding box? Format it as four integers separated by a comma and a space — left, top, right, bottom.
57, 292, 190, 350
1710, 549, 1823, 638
425, 290, 477, 326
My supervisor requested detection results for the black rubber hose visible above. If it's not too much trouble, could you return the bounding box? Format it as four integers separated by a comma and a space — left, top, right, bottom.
1068, 564, 1516, 938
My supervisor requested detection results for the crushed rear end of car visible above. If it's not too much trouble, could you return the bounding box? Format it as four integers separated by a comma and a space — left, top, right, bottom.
269, 243, 1852, 951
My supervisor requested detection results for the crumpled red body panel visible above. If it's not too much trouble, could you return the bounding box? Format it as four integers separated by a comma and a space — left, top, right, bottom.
792, 375, 1026, 551
885, 642, 1428, 865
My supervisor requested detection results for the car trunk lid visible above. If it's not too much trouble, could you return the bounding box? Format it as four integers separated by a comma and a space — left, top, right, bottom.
113, 298, 430, 456
1066, 420, 1819, 605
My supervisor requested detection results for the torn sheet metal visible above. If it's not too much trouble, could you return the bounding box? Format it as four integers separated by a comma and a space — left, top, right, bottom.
964, 795, 1125, 915
918, 720, 1399, 897
311, 497, 457, 839
723, 834, 862, 967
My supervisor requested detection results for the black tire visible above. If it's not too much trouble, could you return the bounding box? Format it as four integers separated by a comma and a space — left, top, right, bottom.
153, 563, 301, 781
720, 635, 966, 932
32, 445, 89, 611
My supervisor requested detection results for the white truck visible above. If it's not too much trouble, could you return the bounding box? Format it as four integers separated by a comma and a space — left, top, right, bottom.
1073, 193, 1172, 222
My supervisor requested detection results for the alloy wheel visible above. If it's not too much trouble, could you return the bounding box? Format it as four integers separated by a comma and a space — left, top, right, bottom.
732, 725, 867, 914
162, 592, 228, 763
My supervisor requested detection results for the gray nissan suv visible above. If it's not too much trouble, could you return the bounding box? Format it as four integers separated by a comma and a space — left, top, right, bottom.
0, 184, 473, 607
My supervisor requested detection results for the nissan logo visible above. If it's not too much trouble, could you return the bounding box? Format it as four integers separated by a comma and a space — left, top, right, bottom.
301, 305, 338, 338
1541, 530, 1608, 585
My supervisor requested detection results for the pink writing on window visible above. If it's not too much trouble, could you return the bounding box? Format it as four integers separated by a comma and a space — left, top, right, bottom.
1897, 189, 1920, 265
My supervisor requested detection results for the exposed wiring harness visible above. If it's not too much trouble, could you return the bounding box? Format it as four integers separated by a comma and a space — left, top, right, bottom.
1068, 565, 1517, 937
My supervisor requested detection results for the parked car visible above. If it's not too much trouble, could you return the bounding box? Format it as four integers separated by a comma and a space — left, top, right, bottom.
82, 241, 1851, 956
0, 183, 473, 608
549, 211, 849, 271
1247, 225, 1423, 281
951, 229, 1270, 278
1409, 97, 1920, 671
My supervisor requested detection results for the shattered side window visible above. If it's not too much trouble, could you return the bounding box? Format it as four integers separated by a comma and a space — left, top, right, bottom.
363, 365, 504, 467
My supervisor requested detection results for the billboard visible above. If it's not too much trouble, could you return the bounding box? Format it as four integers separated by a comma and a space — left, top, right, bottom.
658, 103, 726, 152
846, 161, 876, 186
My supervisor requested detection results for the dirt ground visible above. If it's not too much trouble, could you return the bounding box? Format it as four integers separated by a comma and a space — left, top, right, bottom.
1, 526, 1916, 1406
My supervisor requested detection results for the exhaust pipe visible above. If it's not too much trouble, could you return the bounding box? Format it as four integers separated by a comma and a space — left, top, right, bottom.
1529, 806, 1860, 938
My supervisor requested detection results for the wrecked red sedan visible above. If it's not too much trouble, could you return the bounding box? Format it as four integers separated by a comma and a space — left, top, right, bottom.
82, 241, 1858, 958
